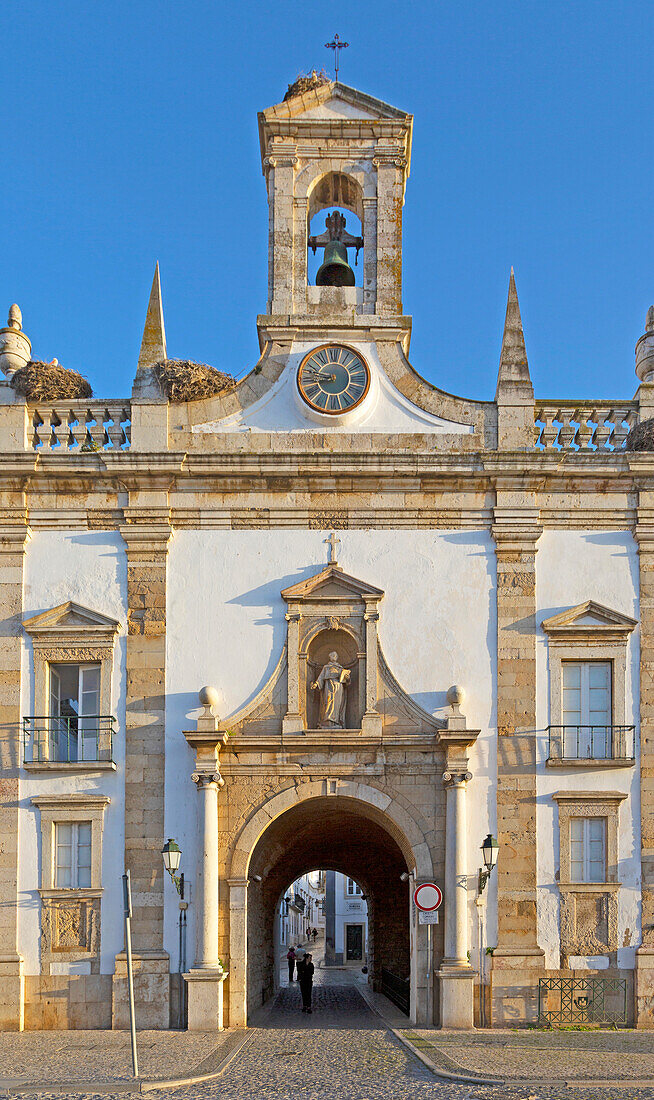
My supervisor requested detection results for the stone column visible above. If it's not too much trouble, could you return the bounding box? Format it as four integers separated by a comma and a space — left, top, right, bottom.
443, 774, 469, 966
635, 506, 654, 1026
228, 878, 248, 1028
268, 157, 297, 315
0, 525, 30, 1031
373, 157, 404, 315
192, 772, 221, 969
490, 508, 545, 1025
183, 710, 228, 1031
283, 609, 303, 733
437, 721, 479, 1029
362, 603, 382, 734
439, 770, 474, 1027
292, 196, 308, 308
362, 196, 377, 313
112, 522, 171, 1029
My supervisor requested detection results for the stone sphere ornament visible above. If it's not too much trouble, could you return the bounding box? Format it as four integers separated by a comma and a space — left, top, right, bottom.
447, 685, 465, 709
199, 685, 220, 709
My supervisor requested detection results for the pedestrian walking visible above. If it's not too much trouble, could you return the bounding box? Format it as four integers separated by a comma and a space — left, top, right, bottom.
300, 952, 315, 1012
286, 946, 296, 983
312, 927, 318, 943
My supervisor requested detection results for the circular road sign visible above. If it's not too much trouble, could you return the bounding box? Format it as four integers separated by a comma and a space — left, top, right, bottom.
413, 882, 443, 912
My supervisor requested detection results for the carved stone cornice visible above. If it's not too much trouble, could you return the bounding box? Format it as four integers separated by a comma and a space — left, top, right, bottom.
0, 525, 31, 556
492, 505, 542, 554
120, 523, 172, 560
437, 728, 480, 777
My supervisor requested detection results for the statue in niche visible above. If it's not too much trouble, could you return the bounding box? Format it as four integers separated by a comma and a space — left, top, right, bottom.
311, 651, 351, 728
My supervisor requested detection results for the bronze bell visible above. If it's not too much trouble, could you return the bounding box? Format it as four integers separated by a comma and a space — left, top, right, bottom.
316, 240, 356, 287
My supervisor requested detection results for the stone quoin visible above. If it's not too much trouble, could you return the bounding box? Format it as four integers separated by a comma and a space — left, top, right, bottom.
0, 77, 652, 1033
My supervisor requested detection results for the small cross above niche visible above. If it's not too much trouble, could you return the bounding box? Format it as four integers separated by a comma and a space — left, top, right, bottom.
324, 532, 340, 564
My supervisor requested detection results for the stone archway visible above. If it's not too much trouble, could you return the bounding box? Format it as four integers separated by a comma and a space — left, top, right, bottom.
226, 782, 434, 1028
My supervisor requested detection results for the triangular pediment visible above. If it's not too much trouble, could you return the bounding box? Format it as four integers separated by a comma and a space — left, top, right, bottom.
542, 600, 637, 636
261, 82, 411, 124
281, 564, 384, 602
24, 601, 121, 636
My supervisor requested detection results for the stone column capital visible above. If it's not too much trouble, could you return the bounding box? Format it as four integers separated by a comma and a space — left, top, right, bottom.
191, 769, 224, 790
442, 770, 472, 787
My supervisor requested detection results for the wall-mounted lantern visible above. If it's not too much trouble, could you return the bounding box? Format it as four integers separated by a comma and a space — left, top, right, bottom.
477, 834, 499, 895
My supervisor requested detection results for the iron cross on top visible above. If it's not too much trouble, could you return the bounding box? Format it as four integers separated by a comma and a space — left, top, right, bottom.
325, 33, 349, 80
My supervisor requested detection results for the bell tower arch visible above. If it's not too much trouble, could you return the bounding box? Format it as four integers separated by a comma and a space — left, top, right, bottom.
257, 79, 413, 338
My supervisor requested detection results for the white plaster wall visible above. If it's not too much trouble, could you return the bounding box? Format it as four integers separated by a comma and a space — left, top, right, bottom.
18, 532, 128, 975
165, 530, 497, 968
535, 531, 640, 969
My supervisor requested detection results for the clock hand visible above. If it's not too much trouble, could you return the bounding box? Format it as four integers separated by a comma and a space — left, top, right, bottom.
304, 368, 337, 382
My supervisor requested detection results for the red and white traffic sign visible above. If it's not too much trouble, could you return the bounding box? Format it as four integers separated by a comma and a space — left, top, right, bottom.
413, 882, 442, 912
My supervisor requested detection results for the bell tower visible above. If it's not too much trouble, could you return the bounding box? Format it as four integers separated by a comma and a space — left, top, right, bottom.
257, 79, 413, 349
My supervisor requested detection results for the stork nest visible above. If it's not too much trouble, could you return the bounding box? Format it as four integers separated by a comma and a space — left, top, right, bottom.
153, 359, 236, 403
11, 361, 93, 401
284, 70, 330, 101
626, 418, 654, 452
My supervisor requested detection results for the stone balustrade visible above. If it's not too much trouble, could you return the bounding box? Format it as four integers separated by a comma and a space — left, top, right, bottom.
29, 401, 131, 451
534, 401, 638, 451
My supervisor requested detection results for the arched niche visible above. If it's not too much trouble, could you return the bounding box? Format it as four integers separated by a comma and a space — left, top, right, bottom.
305, 626, 360, 729
307, 171, 363, 223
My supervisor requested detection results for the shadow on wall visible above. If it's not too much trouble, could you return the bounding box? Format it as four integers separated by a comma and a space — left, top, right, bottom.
226, 563, 328, 714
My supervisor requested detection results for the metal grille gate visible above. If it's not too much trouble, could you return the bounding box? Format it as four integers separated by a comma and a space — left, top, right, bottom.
538, 977, 627, 1025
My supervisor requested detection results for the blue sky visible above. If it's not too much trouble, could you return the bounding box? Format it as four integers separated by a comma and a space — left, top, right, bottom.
1, 0, 652, 401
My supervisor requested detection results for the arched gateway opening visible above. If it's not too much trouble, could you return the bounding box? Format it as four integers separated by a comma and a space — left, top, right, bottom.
226, 785, 435, 1027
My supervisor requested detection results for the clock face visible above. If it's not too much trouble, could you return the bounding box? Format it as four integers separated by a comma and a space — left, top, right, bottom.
297, 345, 370, 415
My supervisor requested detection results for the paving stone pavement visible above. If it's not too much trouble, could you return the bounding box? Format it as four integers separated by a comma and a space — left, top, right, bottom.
7, 976, 654, 1100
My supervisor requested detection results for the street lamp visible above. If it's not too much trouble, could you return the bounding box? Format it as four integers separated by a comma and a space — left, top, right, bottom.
161, 838, 184, 898
477, 834, 499, 894
161, 838, 189, 1028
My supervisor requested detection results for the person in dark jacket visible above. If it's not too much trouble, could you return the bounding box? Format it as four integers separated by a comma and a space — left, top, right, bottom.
295, 943, 306, 981
286, 946, 296, 983
299, 952, 314, 1012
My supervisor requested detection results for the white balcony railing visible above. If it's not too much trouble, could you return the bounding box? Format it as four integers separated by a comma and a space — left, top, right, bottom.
30, 401, 131, 451
534, 402, 637, 451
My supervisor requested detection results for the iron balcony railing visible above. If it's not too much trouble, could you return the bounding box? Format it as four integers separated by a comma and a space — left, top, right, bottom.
538, 976, 627, 1026
23, 715, 116, 764
381, 967, 410, 1016
547, 724, 635, 762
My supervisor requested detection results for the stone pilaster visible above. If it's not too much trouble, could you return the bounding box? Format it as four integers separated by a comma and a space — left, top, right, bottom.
112, 521, 171, 1029
374, 157, 404, 315
635, 503, 654, 1026
437, 720, 479, 1029
183, 709, 228, 1031
490, 503, 545, 1024
0, 524, 29, 1031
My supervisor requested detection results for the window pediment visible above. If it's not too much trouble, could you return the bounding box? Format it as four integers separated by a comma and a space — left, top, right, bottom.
24, 602, 121, 642
542, 600, 637, 643
24, 601, 120, 647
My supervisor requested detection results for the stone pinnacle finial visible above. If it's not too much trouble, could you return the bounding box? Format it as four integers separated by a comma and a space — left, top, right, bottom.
133, 263, 167, 398
0, 303, 31, 377
495, 267, 532, 396
636, 304, 654, 384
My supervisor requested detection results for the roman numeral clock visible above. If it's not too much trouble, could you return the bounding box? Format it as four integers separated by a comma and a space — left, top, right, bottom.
297, 345, 370, 415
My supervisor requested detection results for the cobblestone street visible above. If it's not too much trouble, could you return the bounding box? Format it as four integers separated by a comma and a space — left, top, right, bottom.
6, 973, 654, 1100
